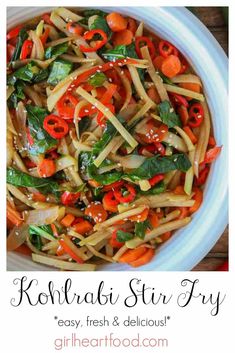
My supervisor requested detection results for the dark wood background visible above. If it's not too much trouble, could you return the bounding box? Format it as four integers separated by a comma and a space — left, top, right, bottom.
191, 7, 228, 271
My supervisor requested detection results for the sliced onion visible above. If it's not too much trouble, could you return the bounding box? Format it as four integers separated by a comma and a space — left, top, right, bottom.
116, 154, 146, 169
15, 101, 28, 148
29, 30, 44, 60
7, 224, 29, 251
24, 206, 60, 225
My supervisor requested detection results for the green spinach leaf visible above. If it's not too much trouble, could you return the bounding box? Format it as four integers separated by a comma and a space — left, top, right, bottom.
44, 42, 69, 59
47, 59, 73, 86
116, 230, 134, 242
83, 9, 107, 18
125, 154, 191, 181
7, 167, 60, 197
10, 28, 28, 62
92, 115, 126, 155
79, 117, 91, 134
158, 100, 182, 128
7, 81, 25, 109
88, 72, 107, 87
29, 225, 55, 249
135, 220, 152, 239
7, 62, 49, 86
79, 152, 122, 186
90, 16, 112, 39
102, 43, 145, 83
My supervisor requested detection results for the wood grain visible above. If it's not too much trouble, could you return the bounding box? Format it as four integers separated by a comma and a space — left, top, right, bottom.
191, 7, 228, 271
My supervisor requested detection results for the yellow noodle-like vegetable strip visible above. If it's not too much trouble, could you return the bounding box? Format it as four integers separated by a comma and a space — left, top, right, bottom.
32, 253, 96, 271
45, 35, 78, 48
135, 21, 144, 37
56, 7, 83, 22
115, 66, 132, 111
184, 149, 195, 195
174, 126, 195, 152
76, 87, 138, 148
29, 30, 44, 60
141, 46, 169, 102
60, 234, 88, 261
112, 244, 129, 261
127, 65, 155, 107
94, 206, 147, 231
159, 210, 181, 224
171, 74, 202, 85
163, 132, 188, 152
126, 217, 191, 248
93, 136, 123, 167
194, 101, 211, 176
164, 84, 205, 101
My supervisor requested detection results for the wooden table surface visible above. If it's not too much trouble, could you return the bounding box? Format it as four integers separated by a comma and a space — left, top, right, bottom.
191, 7, 228, 271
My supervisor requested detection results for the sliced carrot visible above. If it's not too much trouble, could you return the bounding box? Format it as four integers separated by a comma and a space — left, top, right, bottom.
147, 86, 161, 104
109, 229, 124, 249
37, 159, 56, 178
56, 245, 66, 256
61, 213, 75, 227
127, 18, 137, 35
179, 82, 201, 93
148, 210, 159, 228
173, 185, 185, 195
51, 223, 58, 237
178, 105, 189, 126
72, 220, 93, 235
85, 202, 108, 223
203, 146, 222, 164
129, 207, 149, 222
14, 244, 32, 256
88, 179, 101, 188
183, 126, 198, 144
208, 136, 216, 147
177, 207, 189, 220
112, 29, 133, 46
7, 203, 23, 227
59, 238, 84, 264
129, 248, 155, 267
119, 247, 147, 263
153, 55, 164, 70
161, 55, 181, 78
160, 231, 172, 242
189, 187, 203, 214
31, 192, 46, 202
106, 12, 127, 32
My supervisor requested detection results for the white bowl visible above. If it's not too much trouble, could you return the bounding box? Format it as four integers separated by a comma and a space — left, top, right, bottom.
7, 7, 228, 271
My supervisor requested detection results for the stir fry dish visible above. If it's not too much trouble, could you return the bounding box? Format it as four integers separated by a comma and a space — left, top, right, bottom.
6, 8, 222, 270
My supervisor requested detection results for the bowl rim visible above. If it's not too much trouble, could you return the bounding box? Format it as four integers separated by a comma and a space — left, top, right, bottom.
7, 6, 228, 271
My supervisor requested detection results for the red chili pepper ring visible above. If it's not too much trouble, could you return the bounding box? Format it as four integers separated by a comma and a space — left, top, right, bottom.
188, 103, 204, 128
43, 114, 69, 139
113, 184, 136, 204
